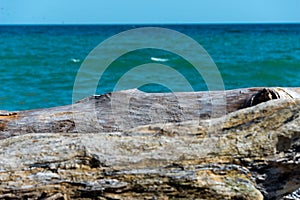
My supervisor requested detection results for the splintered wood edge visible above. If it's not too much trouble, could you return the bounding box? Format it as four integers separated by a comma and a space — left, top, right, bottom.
243, 87, 299, 108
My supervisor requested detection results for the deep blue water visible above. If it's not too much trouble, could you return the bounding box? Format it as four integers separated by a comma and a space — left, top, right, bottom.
0, 24, 300, 110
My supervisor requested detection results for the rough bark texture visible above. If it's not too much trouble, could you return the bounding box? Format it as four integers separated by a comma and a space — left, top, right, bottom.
0, 87, 299, 199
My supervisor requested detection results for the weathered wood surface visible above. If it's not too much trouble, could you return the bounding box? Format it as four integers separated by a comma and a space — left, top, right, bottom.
0, 87, 299, 199
1, 87, 299, 138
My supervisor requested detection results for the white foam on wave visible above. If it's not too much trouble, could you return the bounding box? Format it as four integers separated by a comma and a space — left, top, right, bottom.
150, 57, 169, 62
70, 58, 81, 63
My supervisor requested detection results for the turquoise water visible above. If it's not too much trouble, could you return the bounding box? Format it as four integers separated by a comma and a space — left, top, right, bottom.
0, 24, 300, 111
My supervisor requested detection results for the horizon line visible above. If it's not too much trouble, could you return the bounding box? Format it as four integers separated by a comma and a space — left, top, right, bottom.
1, 21, 300, 26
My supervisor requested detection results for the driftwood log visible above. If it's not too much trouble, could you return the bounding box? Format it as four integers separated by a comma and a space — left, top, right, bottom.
0, 87, 299, 199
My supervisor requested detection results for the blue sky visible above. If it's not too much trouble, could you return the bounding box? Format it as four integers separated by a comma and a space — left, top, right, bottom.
1, 0, 300, 24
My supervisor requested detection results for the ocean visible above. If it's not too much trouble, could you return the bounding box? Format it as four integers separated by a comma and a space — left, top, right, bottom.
0, 24, 300, 111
